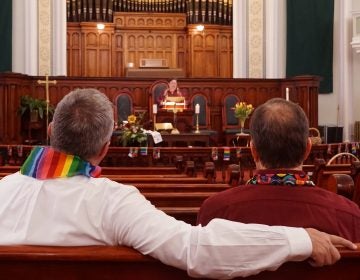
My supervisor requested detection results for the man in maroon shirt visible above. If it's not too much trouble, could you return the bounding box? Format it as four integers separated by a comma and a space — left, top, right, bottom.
197, 98, 360, 242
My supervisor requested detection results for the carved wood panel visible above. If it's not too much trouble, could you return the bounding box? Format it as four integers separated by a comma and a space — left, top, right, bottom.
81, 23, 114, 77
67, 13, 233, 78
187, 24, 233, 78
0, 74, 319, 145
67, 23, 82, 76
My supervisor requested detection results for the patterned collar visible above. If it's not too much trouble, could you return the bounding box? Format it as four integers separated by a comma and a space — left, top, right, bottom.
20, 146, 101, 179
247, 171, 315, 187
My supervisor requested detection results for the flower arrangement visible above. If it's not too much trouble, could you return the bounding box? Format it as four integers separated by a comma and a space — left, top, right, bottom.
234, 102, 254, 120
118, 113, 147, 146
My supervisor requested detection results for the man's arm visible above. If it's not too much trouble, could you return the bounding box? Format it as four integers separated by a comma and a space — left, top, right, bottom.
107, 185, 356, 279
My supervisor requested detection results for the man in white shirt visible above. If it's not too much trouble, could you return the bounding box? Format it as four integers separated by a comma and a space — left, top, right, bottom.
0, 88, 356, 279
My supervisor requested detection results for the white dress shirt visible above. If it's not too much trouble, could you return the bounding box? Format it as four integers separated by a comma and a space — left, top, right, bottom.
0, 172, 312, 279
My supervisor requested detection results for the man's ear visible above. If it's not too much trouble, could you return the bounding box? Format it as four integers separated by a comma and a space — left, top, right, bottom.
250, 140, 260, 162
48, 122, 53, 137
303, 137, 312, 162
97, 141, 110, 162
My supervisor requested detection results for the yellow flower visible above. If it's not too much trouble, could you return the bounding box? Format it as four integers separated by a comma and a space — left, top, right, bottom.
234, 102, 254, 119
118, 112, 147, 147
127, 114, 137, 124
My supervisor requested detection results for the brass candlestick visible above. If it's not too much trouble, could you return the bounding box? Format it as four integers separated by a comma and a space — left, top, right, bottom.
153, 113, 157, 131
195, 113, 200, 133
171, 109, 180, 134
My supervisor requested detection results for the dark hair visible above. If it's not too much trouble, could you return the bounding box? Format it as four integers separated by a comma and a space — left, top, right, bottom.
249, 98, 309, 169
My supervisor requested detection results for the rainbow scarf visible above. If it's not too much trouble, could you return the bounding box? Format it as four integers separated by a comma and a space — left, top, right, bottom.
20, 146, 101, 179
247, 172, 315, 187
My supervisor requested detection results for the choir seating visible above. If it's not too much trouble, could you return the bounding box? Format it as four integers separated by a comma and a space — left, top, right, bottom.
221, 94, 241, 146
149, 79, 169, 111
190, 94, 218, 144
114, 89, 134, 124
0, 245, 358, 280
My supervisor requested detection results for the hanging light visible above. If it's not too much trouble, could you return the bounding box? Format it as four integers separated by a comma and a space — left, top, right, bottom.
196, 25, 205, 32
97, 23, 105, 30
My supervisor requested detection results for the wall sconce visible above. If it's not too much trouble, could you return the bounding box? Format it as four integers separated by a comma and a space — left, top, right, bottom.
196, 25, 205, 32
351, 11, 360, 53
97, 23, 105, 30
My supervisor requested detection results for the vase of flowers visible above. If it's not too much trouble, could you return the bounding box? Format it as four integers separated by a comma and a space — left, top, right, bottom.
234, 102, 254, 135
118, 113, 148, 147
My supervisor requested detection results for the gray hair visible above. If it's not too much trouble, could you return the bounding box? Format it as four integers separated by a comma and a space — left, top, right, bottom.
50, 88, 114, 161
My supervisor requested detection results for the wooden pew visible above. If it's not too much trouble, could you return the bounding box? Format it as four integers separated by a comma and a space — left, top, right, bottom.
0, 166, 182, 176
352, 162, 360, 208
108, 176, 209, 184
134, 183, 231, 193
159, 206, 200, 225
328, 174, 355, 200
142, 192, 217, 208
312, 159, 360, 190
135, 182, 231, 224
0, 245, 358, 280
102, 166, 181, 175
0, 165, 20, 173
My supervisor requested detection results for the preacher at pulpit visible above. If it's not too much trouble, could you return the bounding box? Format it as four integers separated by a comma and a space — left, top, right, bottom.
158, 79, 183, 108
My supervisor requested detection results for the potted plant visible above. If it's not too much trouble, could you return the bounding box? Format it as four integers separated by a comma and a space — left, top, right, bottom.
19, 95, 54, 122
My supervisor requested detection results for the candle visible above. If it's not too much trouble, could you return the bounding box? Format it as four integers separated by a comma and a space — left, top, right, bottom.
153, 104, 157, 114
285, 87, 290, 101
195, 104, 200, 114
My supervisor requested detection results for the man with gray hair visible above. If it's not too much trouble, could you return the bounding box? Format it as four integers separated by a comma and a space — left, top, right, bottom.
0, 90, 356, 279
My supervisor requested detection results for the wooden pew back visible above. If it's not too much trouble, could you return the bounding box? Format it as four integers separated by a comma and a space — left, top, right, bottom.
0, 245, 358, 280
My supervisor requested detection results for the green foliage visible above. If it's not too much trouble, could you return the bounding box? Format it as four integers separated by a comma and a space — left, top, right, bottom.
118, 112, 148, 147
19, 95, 54, 119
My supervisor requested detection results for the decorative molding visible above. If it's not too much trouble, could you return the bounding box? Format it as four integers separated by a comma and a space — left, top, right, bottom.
38, 0, 51, 75
248, 0, 264, 78
351, 11, 360, 53
114, 12, 186, 30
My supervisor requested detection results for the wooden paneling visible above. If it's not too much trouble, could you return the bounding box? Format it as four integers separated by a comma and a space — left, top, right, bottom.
67, 13, 233, 78
81, 23, 114, 77
187, 24, 233, 78
67, 23, 82, 76
0, 73, 319, 145
115, 13, 186, 71
0, 244, 358, 280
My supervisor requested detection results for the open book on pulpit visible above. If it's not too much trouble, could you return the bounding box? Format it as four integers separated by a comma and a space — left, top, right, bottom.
163, 96, 186, 112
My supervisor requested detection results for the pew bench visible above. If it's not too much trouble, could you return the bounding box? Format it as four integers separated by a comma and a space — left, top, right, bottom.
134, 183, 232, 193
142, 192, 217, 208
0, 245, 358, 280
101, 166, 181, 175
159, 206, 200, 224
109, 176, 210, 184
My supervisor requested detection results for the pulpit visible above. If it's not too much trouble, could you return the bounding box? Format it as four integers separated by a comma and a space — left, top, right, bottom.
158, 96, 191, 133
156, 110, 194, 133
162, 96, 186, 111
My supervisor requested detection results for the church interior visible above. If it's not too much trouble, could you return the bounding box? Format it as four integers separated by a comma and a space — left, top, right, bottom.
0, 0, 360, 279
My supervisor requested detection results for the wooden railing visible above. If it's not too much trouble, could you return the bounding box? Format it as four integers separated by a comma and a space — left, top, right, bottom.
0, 73, 319, 145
